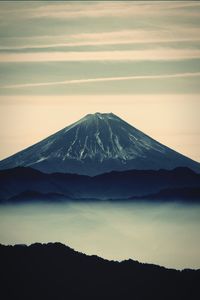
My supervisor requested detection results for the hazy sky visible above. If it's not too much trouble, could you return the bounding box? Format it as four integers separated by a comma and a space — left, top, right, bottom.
0, 1, 200, 161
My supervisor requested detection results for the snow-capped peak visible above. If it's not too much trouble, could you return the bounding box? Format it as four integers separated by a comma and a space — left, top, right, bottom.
0, 112, 199, 175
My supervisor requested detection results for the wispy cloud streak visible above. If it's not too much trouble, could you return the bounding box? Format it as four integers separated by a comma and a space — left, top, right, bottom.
3, 72, 200, 89
1, 27, 200, 50
1, 49, 200, 62
13, 2, 200, 20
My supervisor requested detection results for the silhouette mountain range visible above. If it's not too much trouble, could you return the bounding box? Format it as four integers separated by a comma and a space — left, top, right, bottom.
0, 113, 199, 175
0, 242, 199, 300
0, 166, 200, 203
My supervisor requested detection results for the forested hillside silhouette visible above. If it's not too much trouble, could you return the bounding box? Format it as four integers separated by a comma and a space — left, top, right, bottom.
0, 243, 199, 300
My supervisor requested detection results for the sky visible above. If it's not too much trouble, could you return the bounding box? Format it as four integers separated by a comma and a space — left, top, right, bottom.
0, 1, 200, 162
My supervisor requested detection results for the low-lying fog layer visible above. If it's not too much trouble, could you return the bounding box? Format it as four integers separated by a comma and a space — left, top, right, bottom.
0, 201, 200, 270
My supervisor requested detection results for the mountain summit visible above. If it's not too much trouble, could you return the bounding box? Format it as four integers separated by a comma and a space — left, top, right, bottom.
0, 112, 199, 175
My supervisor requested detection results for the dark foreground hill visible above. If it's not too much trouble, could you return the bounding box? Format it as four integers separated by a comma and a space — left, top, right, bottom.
0, 166, 200, 202
0, 243, 199, 300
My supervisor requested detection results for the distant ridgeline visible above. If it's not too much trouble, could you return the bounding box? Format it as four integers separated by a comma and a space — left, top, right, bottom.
0, 166, 200, 203
0, 242, 199, 300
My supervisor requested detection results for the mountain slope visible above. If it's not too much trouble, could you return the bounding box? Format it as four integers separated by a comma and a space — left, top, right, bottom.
0, 243, 199, 300
0, 112, 199, 175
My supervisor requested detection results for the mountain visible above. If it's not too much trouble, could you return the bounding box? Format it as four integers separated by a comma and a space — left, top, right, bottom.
0, 112, 199, 175
0, 243, 199, 300
130, 187, 200, 202
1, 166, 200, 202
7, 191, 68, 203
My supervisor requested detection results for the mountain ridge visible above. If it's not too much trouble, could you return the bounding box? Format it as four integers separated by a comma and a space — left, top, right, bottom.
0, 112, 199, 175
1, 166, 200, 203
0, 242, 199, 300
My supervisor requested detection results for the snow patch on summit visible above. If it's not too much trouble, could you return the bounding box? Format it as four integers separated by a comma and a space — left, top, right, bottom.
80, 136, 88, 159
34, 156, 48, 163
95, 132, 104, 151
